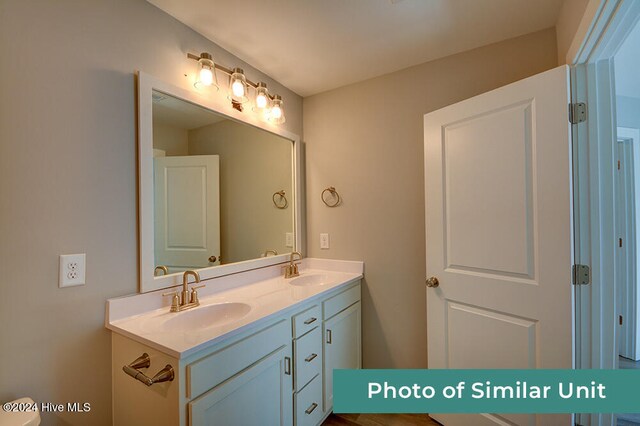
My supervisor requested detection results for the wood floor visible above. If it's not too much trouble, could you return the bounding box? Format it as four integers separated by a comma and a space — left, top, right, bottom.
619, 355, 640, 370
323, 413, 442, 426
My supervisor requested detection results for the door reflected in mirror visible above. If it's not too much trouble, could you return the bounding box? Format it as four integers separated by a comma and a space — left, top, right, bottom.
152, 90, 294, 277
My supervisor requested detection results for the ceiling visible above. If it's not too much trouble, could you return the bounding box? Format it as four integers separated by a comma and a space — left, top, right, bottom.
614, 20, 640, 99
148, 0, 565, 97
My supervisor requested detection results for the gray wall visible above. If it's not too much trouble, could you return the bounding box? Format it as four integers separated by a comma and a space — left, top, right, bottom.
303, 27, 558, 369
555, 0, 590, 64
0, 1, 302, 425
152, 122, 189, 156
618, 95, 640, 130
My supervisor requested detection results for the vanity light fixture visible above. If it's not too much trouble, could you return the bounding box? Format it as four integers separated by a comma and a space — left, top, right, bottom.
187, 51, 285, 124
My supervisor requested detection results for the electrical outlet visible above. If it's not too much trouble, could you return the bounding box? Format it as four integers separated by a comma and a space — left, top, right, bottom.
59, 254, 86, 287
285, 232, 294, 248
320, 233, 330, 249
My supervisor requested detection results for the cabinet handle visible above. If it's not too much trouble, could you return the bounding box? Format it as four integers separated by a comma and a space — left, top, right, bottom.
284, 356, 291, 375
326, 329, 332, 344
304, 353, 318, 363
305, 402, 318, 415
303, 317, 317, 325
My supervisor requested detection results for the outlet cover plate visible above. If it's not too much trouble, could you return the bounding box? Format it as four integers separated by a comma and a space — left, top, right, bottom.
320, 233, 330, 249
59, 253, 86, 287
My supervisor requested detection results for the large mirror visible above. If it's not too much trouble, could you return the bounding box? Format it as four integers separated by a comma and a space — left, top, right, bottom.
138, 72, 301, 292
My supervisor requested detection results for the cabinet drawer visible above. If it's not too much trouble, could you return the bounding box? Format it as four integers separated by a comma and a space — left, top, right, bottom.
292, 305, 321, 338
294, 327, 322, 391
323, 283, 360, 320
295, 374, 323, 426
187, 319, 289, 399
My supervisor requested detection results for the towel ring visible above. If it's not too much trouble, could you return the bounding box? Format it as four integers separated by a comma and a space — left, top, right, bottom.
321, 187, 341, 207
272, 190, 288, 209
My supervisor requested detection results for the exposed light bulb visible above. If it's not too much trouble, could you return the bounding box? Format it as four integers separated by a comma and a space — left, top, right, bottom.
254, 82, 270, 112
232, 80, 245, 97
199, 67, 213, 86
193, 53, 217, 90
256, 93, 268, 109
269, 95, 285, 124
228, 68, 248, 103
271, 104, 282, 119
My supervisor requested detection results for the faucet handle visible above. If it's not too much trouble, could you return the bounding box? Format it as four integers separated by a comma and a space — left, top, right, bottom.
293, 262, 301, 275
190, 284, 206, 304
162, 291, 180, 312
282, 264, 293, 278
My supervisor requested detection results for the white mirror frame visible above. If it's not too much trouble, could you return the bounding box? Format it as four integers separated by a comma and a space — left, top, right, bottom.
137, 71, 302, 292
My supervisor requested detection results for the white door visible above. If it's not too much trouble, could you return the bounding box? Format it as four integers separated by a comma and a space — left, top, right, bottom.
424, 66, 573, 426
154, 155, 220, 270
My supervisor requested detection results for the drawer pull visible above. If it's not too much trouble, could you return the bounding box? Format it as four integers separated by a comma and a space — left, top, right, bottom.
304, 353, 318, 363
303, 317, 317, 325
284, 356, 291, 375
305, 402, 318, 415
326, 329, 332, 344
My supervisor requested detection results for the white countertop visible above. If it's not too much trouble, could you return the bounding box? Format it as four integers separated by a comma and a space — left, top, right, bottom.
106, 258, 363, 358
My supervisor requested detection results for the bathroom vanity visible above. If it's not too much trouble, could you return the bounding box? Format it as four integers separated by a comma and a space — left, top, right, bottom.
106, 258, 362, 425
107, 72, 362, 424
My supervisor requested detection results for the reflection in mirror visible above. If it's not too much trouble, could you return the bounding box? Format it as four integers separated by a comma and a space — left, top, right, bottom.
151, 90, 294, 277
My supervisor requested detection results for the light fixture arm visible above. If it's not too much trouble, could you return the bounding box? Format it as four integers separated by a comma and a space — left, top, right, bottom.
187, 52, 279, 101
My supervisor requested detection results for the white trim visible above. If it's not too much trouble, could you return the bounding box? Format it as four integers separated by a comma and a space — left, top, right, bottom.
567, 0, 607, 65
137, 71, 303, 293
617, 126, 640, 361
571, 2, 640, 425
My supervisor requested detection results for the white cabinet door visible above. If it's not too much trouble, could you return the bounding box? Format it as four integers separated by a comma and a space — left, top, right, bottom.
323, 302, 361, 412
154, 155, 220, 269
424, 66, 572, 426
188, 346, 293, 426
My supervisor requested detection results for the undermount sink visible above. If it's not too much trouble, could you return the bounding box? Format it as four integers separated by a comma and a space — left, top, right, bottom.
288, 273, 329, 286
162, 302, 252, 332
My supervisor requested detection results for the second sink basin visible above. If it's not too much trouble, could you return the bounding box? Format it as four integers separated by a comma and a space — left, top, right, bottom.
288, 273, 329, 286
162, 302, 252, 332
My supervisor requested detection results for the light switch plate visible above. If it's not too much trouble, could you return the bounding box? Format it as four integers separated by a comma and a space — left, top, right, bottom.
320, 233, 330, 249
285, 232, 294, 248
59, 253, 86, 287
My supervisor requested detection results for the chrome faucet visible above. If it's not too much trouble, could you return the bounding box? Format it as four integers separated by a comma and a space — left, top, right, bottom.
283, 251, 302, 279
162, 270, 205, 313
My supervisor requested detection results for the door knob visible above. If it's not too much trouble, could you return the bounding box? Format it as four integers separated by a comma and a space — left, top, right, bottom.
426, 277, 439, 288
208, 255, 217, 263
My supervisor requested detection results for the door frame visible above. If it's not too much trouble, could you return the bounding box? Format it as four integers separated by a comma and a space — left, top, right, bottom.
570, 1, 640, 425
616, 127, 640, 362
615, 128, 638, 361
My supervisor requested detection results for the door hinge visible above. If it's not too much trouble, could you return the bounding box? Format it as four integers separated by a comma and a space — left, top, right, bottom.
619, 315, 623, 326
618, 160, 621, 170
572, 264, 590, 285
619, 237, 623, 248
569, 102, 587, 124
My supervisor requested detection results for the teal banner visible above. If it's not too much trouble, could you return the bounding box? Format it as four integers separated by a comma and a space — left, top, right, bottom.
333, 369, 640, 413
